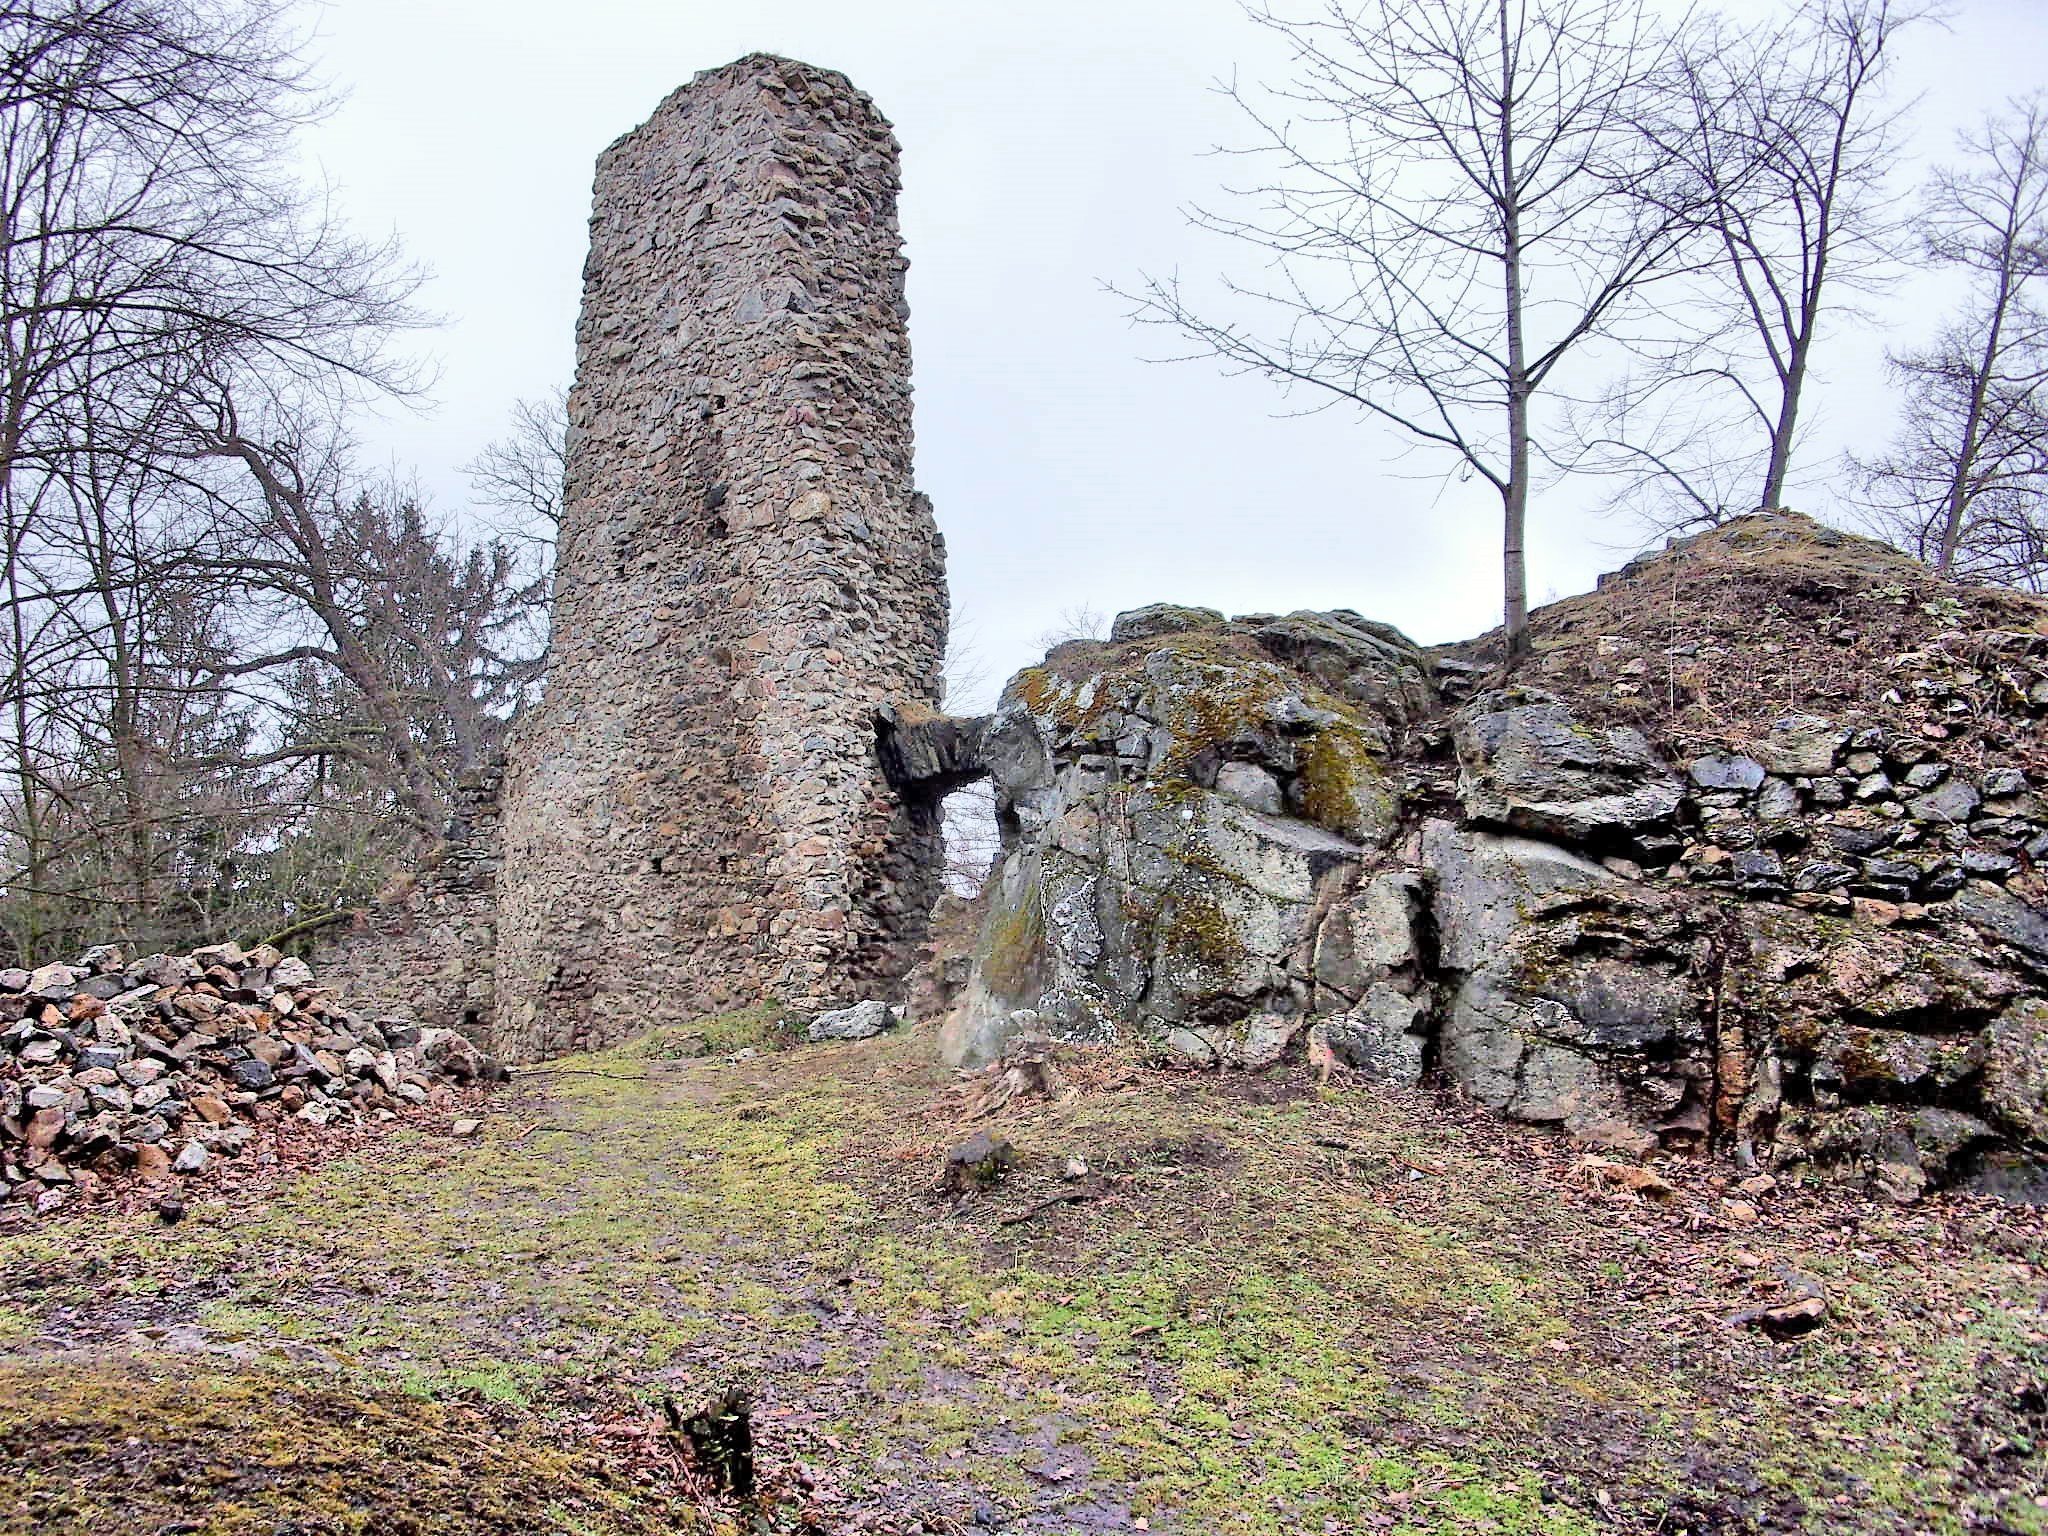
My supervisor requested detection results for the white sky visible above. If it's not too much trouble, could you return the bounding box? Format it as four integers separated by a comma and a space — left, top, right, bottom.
303, 0, 2048, 708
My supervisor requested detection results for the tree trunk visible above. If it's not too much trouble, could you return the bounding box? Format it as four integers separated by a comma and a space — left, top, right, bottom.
1759, 339, 1806, 512
1935, 221, 2020, 572
1498, 0, 1531, 661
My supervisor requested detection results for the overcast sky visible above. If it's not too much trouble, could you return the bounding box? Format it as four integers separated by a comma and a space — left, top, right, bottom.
302, 0, 2048, 707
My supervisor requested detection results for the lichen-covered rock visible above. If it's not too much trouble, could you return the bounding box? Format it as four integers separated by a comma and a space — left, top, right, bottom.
952, 574, 2047, 1199
1979, 999, 2048, 1144
1424, 821, 1706, 1147
944, 616, 1429, 1068
1110, 603, 1226, 643
1454, 691, 1683, 850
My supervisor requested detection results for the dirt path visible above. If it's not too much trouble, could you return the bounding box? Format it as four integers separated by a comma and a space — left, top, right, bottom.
2, 1020, 2043, 1535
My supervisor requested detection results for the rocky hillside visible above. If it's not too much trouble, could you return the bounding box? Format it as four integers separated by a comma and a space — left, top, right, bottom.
939, 514, 2048, 1202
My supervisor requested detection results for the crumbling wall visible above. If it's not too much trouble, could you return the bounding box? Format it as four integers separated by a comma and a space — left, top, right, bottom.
311, 758, 504, 1043
493, 55, 949, 1061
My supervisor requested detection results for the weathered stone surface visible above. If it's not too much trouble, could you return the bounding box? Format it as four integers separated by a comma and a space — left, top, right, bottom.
492, 56, 950, 1061
949, 551, 2048, 1197
1110, 604, 1225, 643
875, 709, 990, 799
1320, 986, 1429, 1084
1454, 692, 1683, 848
1951, 882, 2048, 963
313, 761, 504, 1052
1690, 755, 1767, 792
941, 627, 1417, 1068
806, 999, 901, 1042
1751, 715, 1847, 777
1981, 1000, 2048, 1143
1908, 778, 1982, 826
1424, 821, 1702, 1137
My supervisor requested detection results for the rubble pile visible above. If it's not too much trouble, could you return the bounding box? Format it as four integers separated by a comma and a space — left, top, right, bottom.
1, 941, 502, 1217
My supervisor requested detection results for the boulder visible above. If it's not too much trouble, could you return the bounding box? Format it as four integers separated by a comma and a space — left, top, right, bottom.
947, 628, 1404, 1067
1454, 692, 1683, 849
1951, 882, 2048, 964
1690, 754, 1767, 792
1425, 821, 1706, 1141
1109, 603, 1226, 643
1980, 999, 2048, 1143
806, 999, 901, 1042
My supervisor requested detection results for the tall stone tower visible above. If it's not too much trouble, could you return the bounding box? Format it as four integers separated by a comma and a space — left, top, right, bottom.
494, 56, 949, 1061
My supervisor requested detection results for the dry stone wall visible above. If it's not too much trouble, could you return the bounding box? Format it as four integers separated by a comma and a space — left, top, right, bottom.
312, 758, 504, 1044
494, 56, 948, 1062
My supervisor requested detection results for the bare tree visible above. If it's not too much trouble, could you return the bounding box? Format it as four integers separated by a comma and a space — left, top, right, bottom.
187, 391, 544, 839
1122, 0, 1696, 658
467, 388, 567, 544
1594, 0, 1920, 523
0, 1, 428, 955
1034, 602, 1109, 651
1855, 98, 2048, 585
463, 388, 564, 664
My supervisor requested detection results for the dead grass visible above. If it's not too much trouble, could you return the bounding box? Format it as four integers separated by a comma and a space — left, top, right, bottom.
0, 1022, 2041, 1535
1447, 512, 2048, 777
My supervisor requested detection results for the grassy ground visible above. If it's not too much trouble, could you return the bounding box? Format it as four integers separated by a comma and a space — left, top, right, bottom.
1, 1015, 2042, 1535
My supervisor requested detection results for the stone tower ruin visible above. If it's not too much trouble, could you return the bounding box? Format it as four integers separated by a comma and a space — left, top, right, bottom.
493, 55, 950, 1060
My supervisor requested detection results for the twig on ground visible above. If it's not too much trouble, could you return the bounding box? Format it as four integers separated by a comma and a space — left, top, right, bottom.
998, 1189, 1101, 1227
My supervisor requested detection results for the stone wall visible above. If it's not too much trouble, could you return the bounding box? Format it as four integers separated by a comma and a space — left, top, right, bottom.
311, 758, 504, 1043
941, 539, 2048, 1200
493, 55, 949, 1062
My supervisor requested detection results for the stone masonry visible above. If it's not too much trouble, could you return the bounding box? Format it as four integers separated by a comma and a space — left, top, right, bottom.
492, 56, 950, 1061
313, 758, 504, 1042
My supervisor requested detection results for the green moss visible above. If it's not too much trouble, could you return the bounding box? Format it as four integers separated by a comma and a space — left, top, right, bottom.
1297, 719, 1394, 841
3, 1018, 2033, 1535
0, 1355, 716, 1536
622, 1004, 791, 1059
1163, 884, 1241, 970
981, 884, 1047, 998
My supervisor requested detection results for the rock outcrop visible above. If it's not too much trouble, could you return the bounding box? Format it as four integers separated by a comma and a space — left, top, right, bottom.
941, 515, 2048, 1201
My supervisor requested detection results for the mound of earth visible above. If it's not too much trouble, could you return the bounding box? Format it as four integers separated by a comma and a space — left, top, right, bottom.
1475, 511, 2048, 779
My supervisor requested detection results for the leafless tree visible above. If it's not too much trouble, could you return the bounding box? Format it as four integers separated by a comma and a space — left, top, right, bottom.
1854, 98, 2048, 586
463, 388, 564, 662
0, 1, 430, 957
1122, 0, 1697, 658
1587, 0, 1921, 524
188, 391, 545, 838
1034, 602, 1109, 651
467, 388, 567, 544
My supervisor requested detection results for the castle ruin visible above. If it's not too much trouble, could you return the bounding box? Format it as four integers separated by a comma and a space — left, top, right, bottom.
322, 57, 957, 1062
493, 56, 952, 1060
